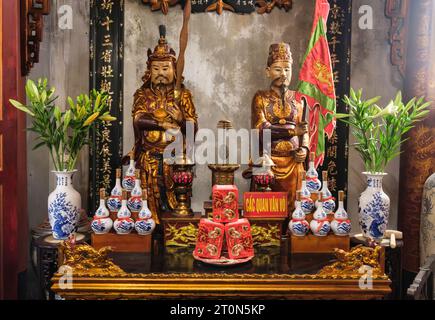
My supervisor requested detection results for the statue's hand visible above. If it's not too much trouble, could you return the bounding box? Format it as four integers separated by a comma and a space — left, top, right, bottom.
295, 122, 309, 136
295, 148, 308, 163
161, 121, 180, 131
167, 107, 183, 124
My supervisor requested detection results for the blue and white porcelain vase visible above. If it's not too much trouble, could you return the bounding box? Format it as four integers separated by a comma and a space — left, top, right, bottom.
289, 191, 309, 236
91, 188, 113, 234
331, 190, 351, 236
420, 173, 435, 266
128, 169, 143, 212
306, 152, 321, 193
358, 172, 390, 241
122, 159, 136, 192
48, 170, 81, 240
114, 191, 134, 235
135, 195, 155, 235
310, 195, 331, 236
107, 168, 123, 212
300, 171, 314, 214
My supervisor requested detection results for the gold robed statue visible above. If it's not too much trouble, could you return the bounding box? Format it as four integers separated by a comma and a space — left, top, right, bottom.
124, 25, 198, 223
244, 43, 309, 211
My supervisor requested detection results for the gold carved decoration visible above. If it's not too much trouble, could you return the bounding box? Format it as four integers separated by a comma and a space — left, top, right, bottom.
386, 0, 409, 77
141, 0, 293, 15
21, 0, 51, 76
165, 222, 198, 246
251, 224, 280, 247
58, 241, 126, 277
55, 242, 388, 280
319, 245, 385, 278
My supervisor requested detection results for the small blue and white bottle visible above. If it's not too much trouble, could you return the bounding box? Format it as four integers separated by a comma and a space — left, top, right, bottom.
128, 169, 143, 212
122, 158, 136, 192
135, 192, 155, 235
107, 168, 123, 211
331, 190, 351, 236
113, 190, 134, 234
306, 152, 321, 193
310, 194, 331, 236
321, 171, 336, 214
289, 191, 309, 236
300, 171, 314, 214
91, 188, 113, 234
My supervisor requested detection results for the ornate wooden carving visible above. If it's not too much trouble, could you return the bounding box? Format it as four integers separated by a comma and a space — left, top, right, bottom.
141, 0, 293, 15
399, 0, 435, 273
20, 0, 51, 76
385, 0, 409, 77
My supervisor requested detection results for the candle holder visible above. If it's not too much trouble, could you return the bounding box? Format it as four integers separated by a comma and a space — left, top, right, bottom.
171, 158, 195, 217
252, 154, 276, 192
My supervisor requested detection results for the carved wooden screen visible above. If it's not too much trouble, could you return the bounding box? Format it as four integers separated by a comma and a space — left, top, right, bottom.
88, 0, 351, 212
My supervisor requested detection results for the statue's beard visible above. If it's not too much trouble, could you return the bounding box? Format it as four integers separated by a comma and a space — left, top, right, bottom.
152, 78, 174, 91
272, 76, 290, 88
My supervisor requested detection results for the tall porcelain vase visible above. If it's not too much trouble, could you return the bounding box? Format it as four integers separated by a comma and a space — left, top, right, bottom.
358, 172, 390, 241
48, 170, 81, 240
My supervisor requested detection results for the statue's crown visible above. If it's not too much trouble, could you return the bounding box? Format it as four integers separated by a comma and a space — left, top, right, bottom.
267, 42, 293, 66
147, 25, 177, 63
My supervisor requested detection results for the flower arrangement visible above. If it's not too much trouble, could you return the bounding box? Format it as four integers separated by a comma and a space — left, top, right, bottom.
9, 78, 116, 171
337, 88, 431, 173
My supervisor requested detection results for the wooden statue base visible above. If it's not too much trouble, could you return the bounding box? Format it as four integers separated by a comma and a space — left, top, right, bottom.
161, 212, 202, 247
246, 217, 286, 247
91, 232, 151, 253
290, 234, 350, 254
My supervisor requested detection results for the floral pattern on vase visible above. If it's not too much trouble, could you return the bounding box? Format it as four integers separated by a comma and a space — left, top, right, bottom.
48, 171, 81, 240
358, 172, 390, 241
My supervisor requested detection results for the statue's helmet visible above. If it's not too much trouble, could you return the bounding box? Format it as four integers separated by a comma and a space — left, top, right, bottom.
267, 42, 293, 67
147, 25, 177, 66
142, 25, 177, 85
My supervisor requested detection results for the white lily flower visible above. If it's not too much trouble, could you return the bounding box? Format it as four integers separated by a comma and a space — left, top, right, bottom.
372, 101, 399, 118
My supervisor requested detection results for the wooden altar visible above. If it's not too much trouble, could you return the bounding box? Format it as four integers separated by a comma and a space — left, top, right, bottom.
51, 242, 391, 300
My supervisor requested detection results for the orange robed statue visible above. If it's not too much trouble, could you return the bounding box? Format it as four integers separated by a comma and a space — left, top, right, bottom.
123, 25, 198, 223
244, 43, 310, 210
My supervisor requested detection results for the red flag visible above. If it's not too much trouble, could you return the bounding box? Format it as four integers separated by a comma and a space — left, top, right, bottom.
296, 0, 336, 168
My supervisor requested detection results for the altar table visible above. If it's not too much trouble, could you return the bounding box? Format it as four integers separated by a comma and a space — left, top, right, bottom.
51, 242, 391, 300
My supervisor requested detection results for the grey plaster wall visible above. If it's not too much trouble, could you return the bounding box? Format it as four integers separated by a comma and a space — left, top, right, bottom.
349, 0, 403, 233
124, 0, 315, 213
27, 0, 90, 229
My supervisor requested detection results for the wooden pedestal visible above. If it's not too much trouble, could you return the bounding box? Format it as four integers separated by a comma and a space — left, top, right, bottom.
161, 212, 202, 247
290, 234, 350, 254
246, 217, 286, 247
91, 232, 151, 253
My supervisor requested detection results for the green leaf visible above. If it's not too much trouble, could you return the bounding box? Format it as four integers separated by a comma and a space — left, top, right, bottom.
54, 106, 62, 122
32, 141, 47, 150
67, 97, 75, 110
63, 110, 71, 131
9, 99, 35, 116
26, 79, 40, 101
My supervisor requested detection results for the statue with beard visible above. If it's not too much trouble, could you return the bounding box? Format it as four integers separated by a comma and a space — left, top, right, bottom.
245, 43, 309, 211
124, 25, 198, 224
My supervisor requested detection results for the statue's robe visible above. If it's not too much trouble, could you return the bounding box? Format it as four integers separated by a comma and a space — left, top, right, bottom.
131, 86, 197, 223
252, 89, 309, 211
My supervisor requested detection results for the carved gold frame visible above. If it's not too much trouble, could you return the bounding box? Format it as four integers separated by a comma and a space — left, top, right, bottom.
51, 242, 391, 300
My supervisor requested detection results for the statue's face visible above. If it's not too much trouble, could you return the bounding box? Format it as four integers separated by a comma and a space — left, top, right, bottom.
150, 60, 175, 87
266, 61, 292, 87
